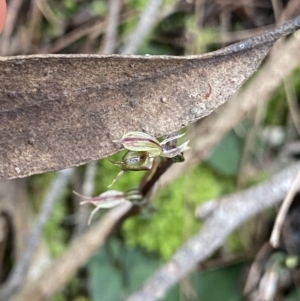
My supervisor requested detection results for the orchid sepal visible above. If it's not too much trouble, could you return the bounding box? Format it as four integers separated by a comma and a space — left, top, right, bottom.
161, 140, 191, 158
73, 190, 129, 225
74, 189, 144, 225
115, 131, 162, 156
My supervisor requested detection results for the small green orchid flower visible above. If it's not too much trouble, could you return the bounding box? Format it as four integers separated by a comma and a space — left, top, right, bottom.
109, 131, 190, 187
73, 189, 143, 225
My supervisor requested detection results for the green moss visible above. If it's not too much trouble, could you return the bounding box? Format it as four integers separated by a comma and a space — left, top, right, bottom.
91, 0, 107, 16
126, 0, 148, 10
62, 0, 77, 12
122, 164, 232, 259
225, 231, 245, 253
50, 294, 66, 301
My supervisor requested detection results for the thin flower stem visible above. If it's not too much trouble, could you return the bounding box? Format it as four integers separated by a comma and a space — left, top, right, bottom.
270, 169, 300, 248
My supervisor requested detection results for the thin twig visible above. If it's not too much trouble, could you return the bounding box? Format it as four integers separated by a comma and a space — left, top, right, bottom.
121, 0, 163, 54
280, 0, 300, 24
0, 0, 24, 55
271, 0, 283, 24
100, 0, 122, 54
74, 162, 97, 236
0, 168, 74, 301
270, 169, 300, 248
35, 0, 63, 34
126, 162, 300, 301
218, 25, 274, 44
27, 1, 43, 53
41, 18, 104, 54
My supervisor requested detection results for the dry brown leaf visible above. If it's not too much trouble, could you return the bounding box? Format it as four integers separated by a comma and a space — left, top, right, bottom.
0, 16, 300, 181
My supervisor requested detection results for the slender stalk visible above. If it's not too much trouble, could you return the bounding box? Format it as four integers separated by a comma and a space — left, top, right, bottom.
121, 0, 163, 54
270, 169, 300, 247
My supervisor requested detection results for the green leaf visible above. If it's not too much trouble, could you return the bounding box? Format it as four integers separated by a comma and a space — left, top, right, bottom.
87, 239, 162, 300
87, 242, 123, 301
207, 130, 243, 175
284, 289, 300, 301
164, 262, 244, 301
123, 165, 224, 259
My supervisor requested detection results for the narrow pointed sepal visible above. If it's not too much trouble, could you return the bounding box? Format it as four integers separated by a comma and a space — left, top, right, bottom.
116, 131, 162, 156
73, 190, 129, 225
162, 140, 191, 158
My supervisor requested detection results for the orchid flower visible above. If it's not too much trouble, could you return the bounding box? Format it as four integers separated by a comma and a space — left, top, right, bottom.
74, 189, 143, 225
73, 190, 128, 225
109, 131, 190, 187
